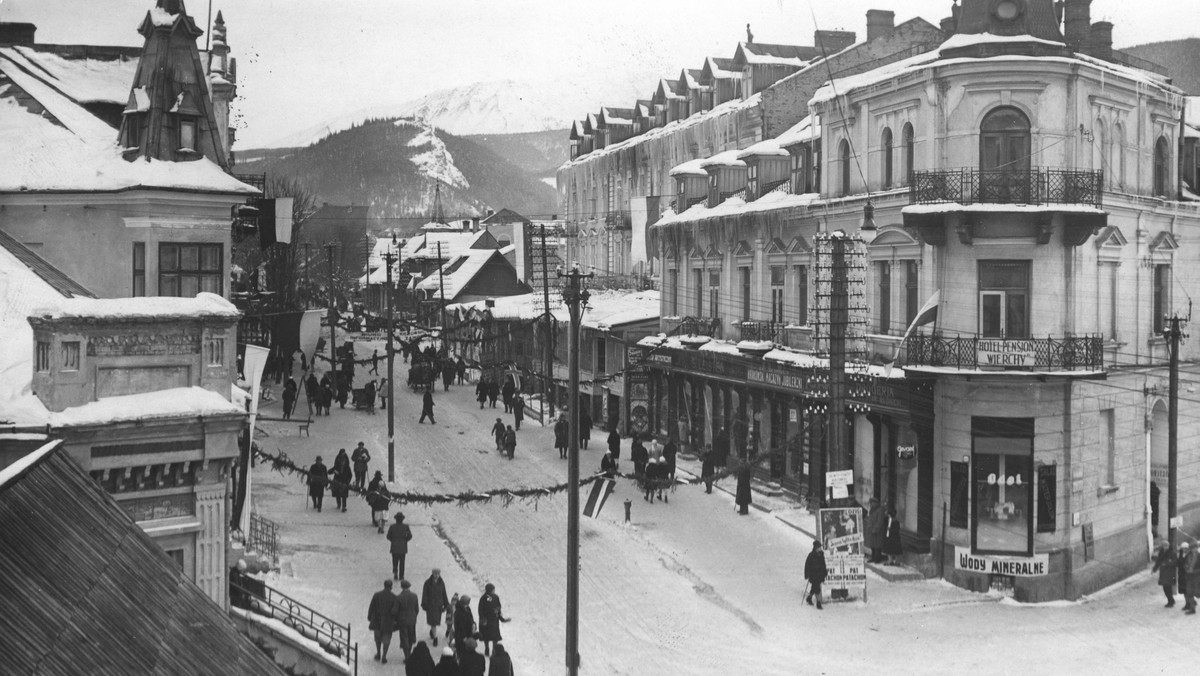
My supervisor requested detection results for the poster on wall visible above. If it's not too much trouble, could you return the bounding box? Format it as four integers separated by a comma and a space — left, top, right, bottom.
818, 507, 867, 595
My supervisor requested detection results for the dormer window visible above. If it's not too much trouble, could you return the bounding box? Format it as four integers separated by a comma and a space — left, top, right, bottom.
179, 117, 196, 151
747, 164, 759, 200
124, 114, 142, 149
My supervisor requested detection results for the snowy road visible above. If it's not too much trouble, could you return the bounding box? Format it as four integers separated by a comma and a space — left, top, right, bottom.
252, 353, 1194, 675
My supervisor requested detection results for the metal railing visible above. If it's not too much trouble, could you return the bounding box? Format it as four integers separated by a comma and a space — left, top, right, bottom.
909, 168, 1103, 207
247, 512, 279, 567
665, 316, 723, 338
230, 569, 358, 670
905, 334, 1105, 371
738, 320, 782, 343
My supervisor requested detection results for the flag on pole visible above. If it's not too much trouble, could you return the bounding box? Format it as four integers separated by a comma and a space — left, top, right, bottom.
239, 345, 270, 535
885, 290, 940, 377
583, 479, 615, 518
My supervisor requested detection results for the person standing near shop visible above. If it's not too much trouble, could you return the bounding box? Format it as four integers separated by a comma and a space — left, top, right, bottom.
804, 541, 827, 610
555, 416, 570, 459
866, 498, 886, 564
1182, 542, 1199, 614
883, 507, 903, 566
512, 394, 525, 431
501, 378, 516, 413
607, 427, 621, 460
396, 579, 420, 660
1152, 540, 1178, 608
735, 463, 752, 515
701, 445, 715, 494
387, 512, 413, 581
579, 408, 593, 449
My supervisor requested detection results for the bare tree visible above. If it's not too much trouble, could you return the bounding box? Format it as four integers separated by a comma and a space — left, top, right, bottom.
232, 176, 320, 310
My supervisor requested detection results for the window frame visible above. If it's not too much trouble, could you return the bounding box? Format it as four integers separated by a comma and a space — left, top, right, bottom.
795, 264, 809, 326
708, 269, 721, 318
979, 106, 1032, 174
877, 261, 892, 334
971, 417, 1035, 557
1153, 264, 1170, 335
1154, 136, 1170, 197
133, 242, 146, 297
178, 116, 197, 151
740, 267, 751, 322
839, 138, 851, 196
36, 341, 51, 372
978, 260, 1031, 339
159, 243, 223, 297
770, 266, 786, 324
905, 260, 920, 326
902, 123, 915, 185
61, 340, 80, 372
881, 127, 894, 190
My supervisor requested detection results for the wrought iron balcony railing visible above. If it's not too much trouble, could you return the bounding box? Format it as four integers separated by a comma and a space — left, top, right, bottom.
230, 569, 357, 667
665, 316, 722, 338
738, 320, 782, 343
905, 335, 1105, 371
909, 168, 1103, 207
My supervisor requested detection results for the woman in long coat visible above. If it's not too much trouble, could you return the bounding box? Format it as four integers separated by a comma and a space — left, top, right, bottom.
734, 463, 752, 515
453, 594, 476, 656
329, 450, 352, 512
1152, 540, 1178, 607
883, 508, 903, 564
307, 456, 328, 512
405, 641, 435, 676
607, 428, 621, 459
487, 643, 514, 676
579, 409, 592, 449
477, 583, 507, 656
367, 471, 391, 530
866, 499, 886, 563
554, 417, 569, 459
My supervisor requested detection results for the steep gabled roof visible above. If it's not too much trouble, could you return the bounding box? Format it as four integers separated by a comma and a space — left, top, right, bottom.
734, 41, 820, 67
600, 107, 634, 126
0, 442, 287, 676
678, 68, 704, 91
654, 78, 686, 102
481, 208, 530, 226
703, 57, 742, 80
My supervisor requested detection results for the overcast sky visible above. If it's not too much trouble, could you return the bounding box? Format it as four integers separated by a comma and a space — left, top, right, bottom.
1, 0, 1192, 148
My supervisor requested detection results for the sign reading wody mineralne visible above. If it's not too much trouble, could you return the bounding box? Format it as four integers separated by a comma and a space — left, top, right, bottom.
977, 340, 1037, 368
954, 547, 1049, 577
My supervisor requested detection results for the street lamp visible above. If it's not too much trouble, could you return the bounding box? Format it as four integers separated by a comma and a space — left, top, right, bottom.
383, 234, 398, 481
558, 261, 591, 676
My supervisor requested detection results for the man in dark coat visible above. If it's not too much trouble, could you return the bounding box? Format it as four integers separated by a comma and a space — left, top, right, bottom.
503, 426, 517, 460
366, 471, 390, 531
630, 437, 648, 478
456, 356, 468, 385
662, 436, 677, 480
701, 446, 715, 494
488, 643, 514, 676
579, 409, 592, 449
387, 512, 413, 581
501, 378, 515, 413
282, 377, 297, 420
735, 463, 752, 515
866, 498, 887, 563
352, 442, 371, 490
421, 568, 450, 646
804, 541, 827, 610
476, 379, 489, 409
512, 395, 525, 431
441, 363, 455, 392
555, 416, 570, 459
367, 579, 399, 662
458, 637, 486, 676
487, 379, 500, 407
1182, 542, 1199, 614
420, 390, 436, 424
453, 595, 476, 656
396, 579, 420, 659
607, 428, 621, 459
600, 451, 618, 479
329, 450, 352, 512
1152, 540, 1178, 607
370, 349, 380, 375
305, 373, 320, 417
477, 583, 508, 657
307, 456, 328, 512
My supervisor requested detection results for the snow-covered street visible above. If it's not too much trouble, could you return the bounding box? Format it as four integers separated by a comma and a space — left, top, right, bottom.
251, 349, 1195, 676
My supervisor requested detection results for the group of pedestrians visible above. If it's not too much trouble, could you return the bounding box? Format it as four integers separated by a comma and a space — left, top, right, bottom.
306, 442, 377, 514
865, 499, 903, 565
368, 569, 514, 674
1153, 539, 1200, 613
490, 418, 517, 459
551, 409, 594, 458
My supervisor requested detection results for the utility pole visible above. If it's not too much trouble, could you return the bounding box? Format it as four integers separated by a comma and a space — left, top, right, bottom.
383, 237, 398, 482
558, 262, 592, 676
827, 232, 849, 505
436, 241, 448, 338
1166, 314, 1186, 549
539, 225, 555, 419
325, 243, 337, 365
301, 241, 312, 310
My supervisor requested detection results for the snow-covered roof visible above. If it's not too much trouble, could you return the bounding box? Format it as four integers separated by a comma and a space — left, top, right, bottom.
31, 292, 240, 322
737, 138, 789, 160
401, 230, 490, 260
47, 387, 243, 427
680, 68, 703, 90
0, 46, 137, 105
414, 248, 504, 301
448, 289, 659, 330
704, 57, 742, 79
775, 115, 821, 148
699, 149, 747, 170
902, 203, 1107, 216
735, 42, 817, 68
669, 158, 710, 178
654, 190, 820, 227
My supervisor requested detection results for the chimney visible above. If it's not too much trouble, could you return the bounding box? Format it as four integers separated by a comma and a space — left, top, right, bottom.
1089, 21, 1113, 59
1063, 0, 1092, 50
0, 22, 37, 45
814, 30, 857, 54
940, 16, 957, 34
866, 10, 895, 42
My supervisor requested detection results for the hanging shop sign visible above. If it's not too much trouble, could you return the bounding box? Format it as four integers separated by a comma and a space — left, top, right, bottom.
976, 340, 1038, 368
826, 469, 854, 500
954, 547, 1049, 576
819, 507, 867, 592
896, 444, 916, 459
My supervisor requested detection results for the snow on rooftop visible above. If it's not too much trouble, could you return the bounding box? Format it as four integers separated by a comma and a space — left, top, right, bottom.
653, 190, 819, 228
150, 6, 179, 27
0, 440, 59, 491
401, 230, 486, 260
902, 203, 1107, 215
402, 120, 469, 190
1, 46, 138, 106
699, 149, 747, 169
32, 292, 240, 321
414, 248, 498, 300
448, 289, 659, 329
775, 115, 821, 148
737, 138, 789, 159
669, 158, 709, 178
47, 387, 243, 427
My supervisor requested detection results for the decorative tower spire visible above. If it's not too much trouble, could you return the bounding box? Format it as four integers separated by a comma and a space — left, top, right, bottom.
433, 181, 446, 225
209, 10, 229, 77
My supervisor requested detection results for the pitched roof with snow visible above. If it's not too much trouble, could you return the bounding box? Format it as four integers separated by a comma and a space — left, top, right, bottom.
699, 149, 748, 169
0, 442, 287, 676
600, 107, 634, 125
414, 247, 521, 302
703, 57, 742, 80
734, 42, 820, 67
401, 229, 495, 261
447, 289, 660, 330
0, 45, 139, 106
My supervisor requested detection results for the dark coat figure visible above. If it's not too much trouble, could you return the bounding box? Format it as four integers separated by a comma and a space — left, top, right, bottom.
367, 472, 390, 529
630, 438, 648, 477
420, 390, 436, 424
735, 464, 752, 515
476, 380, 489, 409
491, 418, 506, 451
600, 452, 618, 479
501, 379, 516, 413
487, 643, 513, 676
804, 543, 828, 609
337, 373, 350, 408
387, 513, 413, 581
458, 640, 486, 676
883, 509, 903, 561
282, 378, 297, 420
364, 379, 377, 413
456, 357, 467, 384
370, 349, 380, 374
442, 364, 454, 392
422, 571, 451, 640
305, 373, 320, 413
379, 377, 389, 410
368, 581, 399, 661
554, 418, 570, 458
866, 499, 887, 563
512, 396, 525, 430
503, 426, 517, 460
329, 451, 352, 511
477, 584, 506, 647
1183, 544, 1200, 613
453, 597, 476, 656
307, 457, 328, 511
1151, 481, 1161, 532
607, 429, 621, 459
1152, 542, 1178, 607
662, 439, 677, 479
1178, 545, 1190, 599
487, 380, 500, 407
579, 409, 592, 448
432, 649, 458, 676
299, 351, 308, 371
644, 459, 661, 502
352, 443, 372, 490
318, 383, 334, 415
397, 581, 420, 658
405, 641, 436, 676
701, 447, 715, 493
714, 428, 730, 467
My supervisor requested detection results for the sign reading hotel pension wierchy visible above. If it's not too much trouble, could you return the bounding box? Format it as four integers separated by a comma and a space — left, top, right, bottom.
954, 547, 1049, 576
976, 340, 1037, 368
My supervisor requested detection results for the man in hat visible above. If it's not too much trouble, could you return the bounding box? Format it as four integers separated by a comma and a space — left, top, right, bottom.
387, 512, 413, 581
367, 579, 398, 663
1182, 541, 1199, 614
804, 540, 827, 610
866, 498, 887, 564
396, 579, 420, 659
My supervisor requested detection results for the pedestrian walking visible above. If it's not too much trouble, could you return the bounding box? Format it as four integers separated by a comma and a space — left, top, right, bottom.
1183, 542, 1199, 614
555, 416, 569, 459
1152, 540, 1178, 607
282, 377, 297, 420
329, 449, 352, 512
363, 378, 377, 414
368, 579, 399, 663
476, 379, 488, 409
421, 569, 450, 646
487, 379, 499, 408
489, 417, 505, 452
441, 364, 454, 392
432, 647, 457, 676
579, 409, 592, 449
600, 451, 617, 479
445, 593, 458, 647
370, 349, 380, 375
735, 463, 752, 515
420, 389, 436, 424
456, 356, 467, 385
607, 428, 621, 460
1178, 542, 1191, 608
804, 541, 827, 610
631, 436, 648, 477
701, 445, 715, 494
397, 579, 420, 659
305, 373, 319, 417
866, 498, 886, 564
406, 641, 436, 676
488, 643, 513, 676
501, 378, 515, 413
512, 395, 525, 431
503, 425, 517, 460
387, 513, 413, 581
458, 637, 486, 676
307, 456, 328, 511
644, 457, 661, 503
477, 583, 510, 657
662, 436, 677, 480
453, 594, 476, 656
367, 471, 391, 531
883, 507, 903, 565
352, 442, 371, 490
319, 382, 333, 415
379, 377, 388, 410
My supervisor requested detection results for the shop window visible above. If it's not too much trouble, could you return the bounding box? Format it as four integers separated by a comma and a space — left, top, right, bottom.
876, 261, 892, 334
36, 341, 51, 372
979, 260, 1030, 338
770, 266, 785, 323
1153, 264, 1170, 335
160, 243, 223, 297
972, 417, 1035, 556
61, 341, 80, 371
740, 267, 751, 322
133, 242, 146, 297
881, 127, 894, 190
905, 260, 919, 325
795, 265, 809, 325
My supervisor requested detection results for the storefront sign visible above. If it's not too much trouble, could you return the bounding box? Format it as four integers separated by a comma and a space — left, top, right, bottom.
819, 508, 866, 592
746, 367, 809, 393
954, 547, 1048, 576
120, 493, 196, 522
977, 340, 1037, 368
896, 444, 916, 459
826, 469, 854, 500
89, 332, 201, 357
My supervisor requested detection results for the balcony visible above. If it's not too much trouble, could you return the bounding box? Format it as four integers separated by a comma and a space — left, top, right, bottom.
605, 209, 631, 230
909, 168, 1103, 208
905, 335, 1105, 372
663, 316, 723, 338
738, 320, 782, 343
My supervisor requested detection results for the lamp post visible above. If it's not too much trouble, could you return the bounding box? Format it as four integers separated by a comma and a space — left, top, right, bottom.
558, 262, 591, 676
383, 235, 398, 481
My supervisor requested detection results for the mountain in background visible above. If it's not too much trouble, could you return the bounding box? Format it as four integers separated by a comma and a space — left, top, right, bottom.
236, 118, 559, 224
1123, 38, 1200, 94
464, 129, 569, 184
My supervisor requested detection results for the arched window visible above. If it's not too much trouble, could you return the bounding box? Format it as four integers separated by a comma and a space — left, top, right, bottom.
881, 127, 894, 189
980, 106, 1031, 173
839, 139, 851, 196
902, 123, 915, 184
1154, 136, 1170, 197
